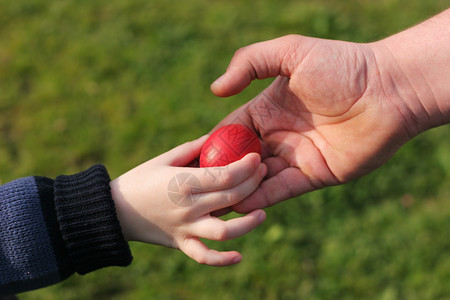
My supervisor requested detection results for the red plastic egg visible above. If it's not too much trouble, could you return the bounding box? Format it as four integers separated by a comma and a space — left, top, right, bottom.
199, 124, 261, 167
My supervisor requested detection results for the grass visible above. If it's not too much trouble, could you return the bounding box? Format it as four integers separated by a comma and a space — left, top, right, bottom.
1, 0, 449, 299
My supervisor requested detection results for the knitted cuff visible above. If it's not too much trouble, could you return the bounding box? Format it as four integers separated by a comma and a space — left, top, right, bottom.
54, 165, 132, 275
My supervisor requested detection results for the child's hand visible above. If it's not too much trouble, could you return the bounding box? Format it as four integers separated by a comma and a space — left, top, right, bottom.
110, 135, 267, 267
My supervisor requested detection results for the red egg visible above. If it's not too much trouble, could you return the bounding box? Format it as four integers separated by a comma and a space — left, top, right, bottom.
199, 124, 261, 167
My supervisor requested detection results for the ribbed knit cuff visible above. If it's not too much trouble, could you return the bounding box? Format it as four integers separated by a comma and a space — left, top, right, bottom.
54, 165, 132, 275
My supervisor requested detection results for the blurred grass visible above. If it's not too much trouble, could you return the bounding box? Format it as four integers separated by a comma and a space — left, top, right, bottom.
1, 0, 449, 299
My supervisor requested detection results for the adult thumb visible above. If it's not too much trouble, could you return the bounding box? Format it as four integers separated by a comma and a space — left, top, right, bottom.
210, 35, 303, 97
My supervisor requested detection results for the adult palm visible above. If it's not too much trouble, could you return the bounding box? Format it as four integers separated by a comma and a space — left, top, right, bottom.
211, 35, 413, 212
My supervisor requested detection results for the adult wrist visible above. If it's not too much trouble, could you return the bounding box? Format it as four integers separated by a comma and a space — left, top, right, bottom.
370, 9, 450, 136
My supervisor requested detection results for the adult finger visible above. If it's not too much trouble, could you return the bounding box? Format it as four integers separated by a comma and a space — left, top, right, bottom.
210, 207, 233, 217
262, 156, 290, 179
232, 167, 318, 213
210, 35, 308, 97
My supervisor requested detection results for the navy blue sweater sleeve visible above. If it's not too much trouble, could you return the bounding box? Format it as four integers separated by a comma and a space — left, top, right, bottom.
0, 165, 132, 296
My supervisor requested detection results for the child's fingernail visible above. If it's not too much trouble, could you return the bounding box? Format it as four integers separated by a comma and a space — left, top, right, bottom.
232, 256, 242, 264
258, 210, 266, 223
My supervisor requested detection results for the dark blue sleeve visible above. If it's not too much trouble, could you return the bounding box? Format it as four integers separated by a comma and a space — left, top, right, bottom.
0, 165, 132, 296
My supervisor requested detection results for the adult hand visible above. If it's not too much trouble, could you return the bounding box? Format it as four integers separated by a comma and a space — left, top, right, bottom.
210, 10, 450, 212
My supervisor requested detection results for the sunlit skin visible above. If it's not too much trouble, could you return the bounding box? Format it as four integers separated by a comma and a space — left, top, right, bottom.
110, 136, 267, 267
211, 9, 450, 213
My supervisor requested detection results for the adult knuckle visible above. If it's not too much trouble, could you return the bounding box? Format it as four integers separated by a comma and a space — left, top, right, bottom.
233, 46, 249, 58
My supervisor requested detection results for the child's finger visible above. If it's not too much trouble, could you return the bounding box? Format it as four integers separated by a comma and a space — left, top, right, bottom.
179, 238, 243, 267
188, 209, 266, 241
193, 152, 262, 193
194, 164, 266, 214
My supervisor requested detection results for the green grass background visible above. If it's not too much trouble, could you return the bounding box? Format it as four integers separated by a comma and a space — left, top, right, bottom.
1, 0, 449, 299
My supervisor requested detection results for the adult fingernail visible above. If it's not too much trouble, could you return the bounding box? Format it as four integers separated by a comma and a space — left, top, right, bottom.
211, 74, 224, 87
